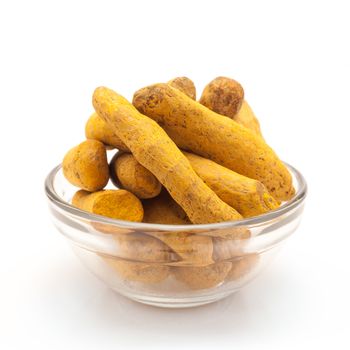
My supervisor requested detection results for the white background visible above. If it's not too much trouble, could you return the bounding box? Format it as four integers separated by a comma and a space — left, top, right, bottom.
1, 0, 349, 349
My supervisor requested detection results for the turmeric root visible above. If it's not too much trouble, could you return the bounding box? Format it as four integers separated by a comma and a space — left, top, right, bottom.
184, 152, 279, 217
112, 232, 178, 263
110, 152, 162, 199
93, 86, 242, 224
149, 231, 214, 266
72, 189, 144, 222
103, 257, 170, 284
133, 83, 294, 201
85, 112, 129, 151
226, 253, 259, 281
234, 100, 262, 136
63, 139, 109, 192
199, 77, 262, 136
143, 192, 213, 265
168, 77, 196, 100
199, 76, 244, 118
172, 262, 232, 290
142, 190, 190, 225
212, 227, 251, 261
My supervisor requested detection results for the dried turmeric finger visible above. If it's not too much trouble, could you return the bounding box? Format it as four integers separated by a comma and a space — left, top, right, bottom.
72, 189, 144, 222
143, 192, 213, 265
149, 231, 214, 266
184, 152, 279, 217
133, 83, 294, 201
211, 227, 251, 261
110, 152, 162, 199
226, 253, 259, 281
63, 139, 109, 192
142, 190, 190, 225
234, 100, 262, 137
112, 232, 178, 263
199, 77, 262, 136
85, 112, 130, 151
93, 86, 242, 224
168, 76, 196, 100
199, 76, 244, 118
172, 262, 232, 290
103, 257, 170, 284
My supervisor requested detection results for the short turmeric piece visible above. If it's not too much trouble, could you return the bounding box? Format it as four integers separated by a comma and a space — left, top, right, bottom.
63, 139, 109, 192
72, 189, 144, 222
168, 77, 196, 100
226, 253, 259, 281
199, 77, 262, 136
142, 190, 190, 225
172, 262, 232, 290
110, 152, 162, 199
112, 232, 178, 263
199, 76, 244, 118
104, 257, 170, 284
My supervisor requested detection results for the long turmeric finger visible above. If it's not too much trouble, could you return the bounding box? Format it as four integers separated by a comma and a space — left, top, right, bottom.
184, 152, 279, 217
93, 86, 242, 224
133, 83, 294, 201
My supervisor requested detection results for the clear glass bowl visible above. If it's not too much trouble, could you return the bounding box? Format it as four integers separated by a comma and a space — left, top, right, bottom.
45, 163, 307, 308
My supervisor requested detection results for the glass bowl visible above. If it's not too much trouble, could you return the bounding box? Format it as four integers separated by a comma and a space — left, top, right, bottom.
45, 163, 307, 308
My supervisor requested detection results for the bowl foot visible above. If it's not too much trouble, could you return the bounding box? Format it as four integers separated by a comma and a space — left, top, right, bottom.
112, 289, 238, 308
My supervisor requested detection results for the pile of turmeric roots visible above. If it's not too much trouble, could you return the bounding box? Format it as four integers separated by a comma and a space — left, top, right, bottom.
61, 76, 294, 289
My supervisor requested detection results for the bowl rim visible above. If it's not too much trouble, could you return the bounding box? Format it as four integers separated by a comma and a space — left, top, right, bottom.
45, 162, 307, 232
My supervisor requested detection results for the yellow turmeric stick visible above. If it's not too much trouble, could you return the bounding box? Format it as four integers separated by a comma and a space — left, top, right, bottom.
184, 152, 279, 217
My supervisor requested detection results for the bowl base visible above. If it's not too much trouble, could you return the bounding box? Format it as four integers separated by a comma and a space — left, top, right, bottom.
112, 289, 238, 308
